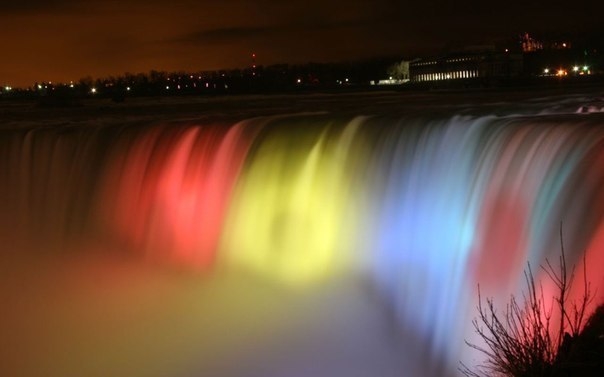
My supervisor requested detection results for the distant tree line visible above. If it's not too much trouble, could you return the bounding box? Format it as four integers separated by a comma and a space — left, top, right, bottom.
0, 58, 400, 101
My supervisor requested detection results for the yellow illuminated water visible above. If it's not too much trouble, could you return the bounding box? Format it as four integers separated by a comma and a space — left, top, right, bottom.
222, 118, 369, 285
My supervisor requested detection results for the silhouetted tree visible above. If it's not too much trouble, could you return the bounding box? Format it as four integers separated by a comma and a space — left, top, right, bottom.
461, 229, 598, 377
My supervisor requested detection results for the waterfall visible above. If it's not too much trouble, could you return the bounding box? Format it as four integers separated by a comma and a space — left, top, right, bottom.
2, 109, 603, 377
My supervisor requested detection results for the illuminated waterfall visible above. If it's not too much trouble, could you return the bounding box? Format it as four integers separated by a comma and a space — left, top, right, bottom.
1, 111, 603, 377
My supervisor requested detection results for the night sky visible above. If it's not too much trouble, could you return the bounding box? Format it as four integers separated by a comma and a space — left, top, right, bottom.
1, 0, 602, 87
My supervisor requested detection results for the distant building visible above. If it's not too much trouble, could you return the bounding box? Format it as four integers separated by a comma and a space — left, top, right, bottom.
521, 32, 601, 77
521, 33, 543, 52
409, 50, 523, 84
522, 32, 574, 52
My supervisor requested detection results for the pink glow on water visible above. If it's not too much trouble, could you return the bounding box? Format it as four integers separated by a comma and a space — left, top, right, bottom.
566, 141, 604, 315
582, 223, 604, 308
470, 127, 535, 295
473, 193, 527, 294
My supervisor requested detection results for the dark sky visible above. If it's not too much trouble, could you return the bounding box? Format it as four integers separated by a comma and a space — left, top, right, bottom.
1, 0, 602, 87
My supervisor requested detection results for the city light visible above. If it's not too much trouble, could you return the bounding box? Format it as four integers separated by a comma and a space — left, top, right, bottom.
1, 52, 599, 94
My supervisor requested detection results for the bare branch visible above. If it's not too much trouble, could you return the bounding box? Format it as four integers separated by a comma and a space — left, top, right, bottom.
463, 226, 596, 376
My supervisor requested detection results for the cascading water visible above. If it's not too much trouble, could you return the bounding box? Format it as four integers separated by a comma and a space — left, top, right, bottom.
1, 93, 604, 377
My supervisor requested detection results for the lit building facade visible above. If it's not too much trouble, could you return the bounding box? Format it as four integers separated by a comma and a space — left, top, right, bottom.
409, 51, 523, 84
